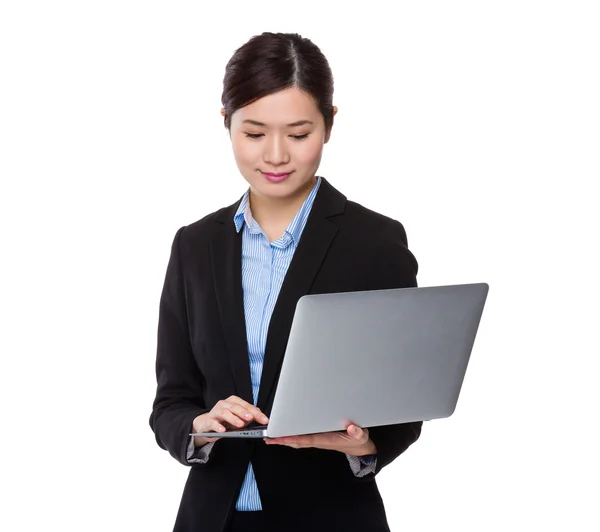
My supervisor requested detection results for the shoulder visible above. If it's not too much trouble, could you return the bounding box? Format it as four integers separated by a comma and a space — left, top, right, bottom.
168, 199, 241, 255
339, 199, 410, 247
317, 178, 411, 250
335, 198, 418, 279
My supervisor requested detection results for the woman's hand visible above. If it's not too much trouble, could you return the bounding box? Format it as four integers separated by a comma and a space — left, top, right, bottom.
264, 424, 377, 457
192, 395, 269, 447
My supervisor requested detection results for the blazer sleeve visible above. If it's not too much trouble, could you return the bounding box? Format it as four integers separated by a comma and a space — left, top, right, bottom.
149, 226, 209, 466
363, 220, 423, 476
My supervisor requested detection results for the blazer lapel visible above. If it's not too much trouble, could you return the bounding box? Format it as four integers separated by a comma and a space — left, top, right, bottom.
210, 202, 254, 405
257, 178, 346, 412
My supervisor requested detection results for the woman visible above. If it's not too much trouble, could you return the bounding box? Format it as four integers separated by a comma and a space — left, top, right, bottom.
149, 32, 422, 532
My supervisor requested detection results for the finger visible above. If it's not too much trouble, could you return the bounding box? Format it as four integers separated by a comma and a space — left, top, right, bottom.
254, 409, 270, 425
197, 418, 226, 434
218, 408, 247, 428
215, 401, 251, 424
269, 434, 326, 448
289, 434, 316, 447
211, 419, 227, 433
226, 396, 270, 425
267, 429, 367, 451
347, 424, 368, 442
267, 440, 302, 449
232, 400, 270, 425
226, 402, 263, 425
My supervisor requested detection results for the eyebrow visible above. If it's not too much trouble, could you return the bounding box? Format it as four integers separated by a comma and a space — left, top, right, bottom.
242, 119, 314, 127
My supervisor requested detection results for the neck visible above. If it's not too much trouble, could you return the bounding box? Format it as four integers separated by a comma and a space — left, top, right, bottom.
249, 176, 316, 229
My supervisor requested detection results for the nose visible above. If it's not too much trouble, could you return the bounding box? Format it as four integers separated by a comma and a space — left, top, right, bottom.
262, 134, 290, 167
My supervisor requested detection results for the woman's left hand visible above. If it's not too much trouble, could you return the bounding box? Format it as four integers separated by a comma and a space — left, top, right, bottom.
264, 424, 377, 456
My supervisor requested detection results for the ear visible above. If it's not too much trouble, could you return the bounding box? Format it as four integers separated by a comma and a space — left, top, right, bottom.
324, 106, 338, 144
221, 108, 232, 138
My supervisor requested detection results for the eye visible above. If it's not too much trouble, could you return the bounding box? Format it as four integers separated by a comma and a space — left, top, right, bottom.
244, 133, 309, 140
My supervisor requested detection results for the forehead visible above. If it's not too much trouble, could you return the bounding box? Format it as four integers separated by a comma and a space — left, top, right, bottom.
232, 88, 322, 127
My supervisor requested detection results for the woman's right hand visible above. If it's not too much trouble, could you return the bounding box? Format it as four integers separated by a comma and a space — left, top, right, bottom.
192, 395, 269, 447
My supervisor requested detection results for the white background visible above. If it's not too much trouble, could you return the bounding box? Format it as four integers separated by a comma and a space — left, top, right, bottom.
1, 1, 599, 530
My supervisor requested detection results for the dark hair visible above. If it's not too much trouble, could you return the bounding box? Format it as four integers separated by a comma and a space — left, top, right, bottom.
221, 32, 334, 132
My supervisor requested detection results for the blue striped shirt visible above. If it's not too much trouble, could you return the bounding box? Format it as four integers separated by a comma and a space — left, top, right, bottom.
234, 176, 322, 510
186, 175, 376, 508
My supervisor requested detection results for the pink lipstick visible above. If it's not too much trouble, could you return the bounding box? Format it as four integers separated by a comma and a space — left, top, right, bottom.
262, 171, 292, 183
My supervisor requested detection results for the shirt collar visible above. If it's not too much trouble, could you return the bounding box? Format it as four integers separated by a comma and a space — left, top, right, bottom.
233, 176, 322, 246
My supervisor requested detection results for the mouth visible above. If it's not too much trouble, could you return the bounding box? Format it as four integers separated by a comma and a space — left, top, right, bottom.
261, 171, 293, 183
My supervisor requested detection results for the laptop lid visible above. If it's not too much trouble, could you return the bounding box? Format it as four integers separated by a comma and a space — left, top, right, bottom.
265, 282, 489, 438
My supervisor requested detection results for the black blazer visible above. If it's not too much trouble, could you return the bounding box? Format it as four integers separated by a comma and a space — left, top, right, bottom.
149, 178, 423, 532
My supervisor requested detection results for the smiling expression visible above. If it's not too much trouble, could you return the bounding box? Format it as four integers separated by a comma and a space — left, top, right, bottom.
229, 87, 333, 202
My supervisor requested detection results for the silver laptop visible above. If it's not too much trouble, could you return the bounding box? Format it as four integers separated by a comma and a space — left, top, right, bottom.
190, 282, 489, 439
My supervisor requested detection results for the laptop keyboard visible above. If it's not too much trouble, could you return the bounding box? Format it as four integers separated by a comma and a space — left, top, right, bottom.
227, 424, 268, 432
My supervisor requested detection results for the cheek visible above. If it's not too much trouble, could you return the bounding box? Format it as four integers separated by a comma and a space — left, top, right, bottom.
294, 139, 324, 166
231, 139, 257, 166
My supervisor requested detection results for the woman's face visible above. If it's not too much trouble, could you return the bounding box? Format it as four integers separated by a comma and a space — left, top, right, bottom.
229, 87, 331, 202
